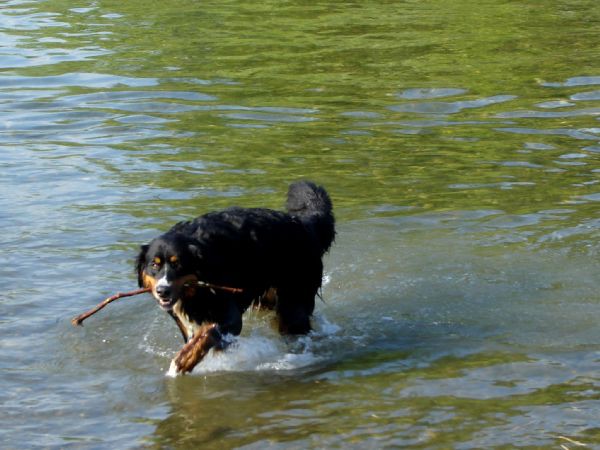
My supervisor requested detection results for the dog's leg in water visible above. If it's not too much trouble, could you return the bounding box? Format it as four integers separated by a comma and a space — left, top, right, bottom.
171, 323, 224, 374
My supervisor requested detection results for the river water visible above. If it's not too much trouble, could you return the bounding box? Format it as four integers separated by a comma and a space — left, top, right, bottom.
1, 1, 599, 448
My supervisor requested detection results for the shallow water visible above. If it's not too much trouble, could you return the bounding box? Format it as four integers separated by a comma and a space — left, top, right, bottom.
1, 0, 600, 448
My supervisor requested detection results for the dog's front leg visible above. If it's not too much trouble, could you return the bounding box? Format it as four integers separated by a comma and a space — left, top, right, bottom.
171, 323, 222, 374
168, 310, 189, 343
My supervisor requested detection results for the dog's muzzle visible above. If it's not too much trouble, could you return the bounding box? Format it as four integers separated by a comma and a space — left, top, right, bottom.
154, 284, 178, 311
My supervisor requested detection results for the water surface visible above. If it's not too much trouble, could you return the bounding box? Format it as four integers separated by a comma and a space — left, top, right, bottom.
1, 1, 599, 448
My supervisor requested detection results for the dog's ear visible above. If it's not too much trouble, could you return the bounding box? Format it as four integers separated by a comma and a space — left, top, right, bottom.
135, 244, 149, 287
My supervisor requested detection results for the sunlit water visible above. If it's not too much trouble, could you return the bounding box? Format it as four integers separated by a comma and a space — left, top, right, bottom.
1, 1, 599, 448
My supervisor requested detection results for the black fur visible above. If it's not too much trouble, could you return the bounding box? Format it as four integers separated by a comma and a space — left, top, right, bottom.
136, 181, 335, 342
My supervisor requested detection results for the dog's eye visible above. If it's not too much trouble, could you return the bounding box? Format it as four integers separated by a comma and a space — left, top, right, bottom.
150, 257, 162, 270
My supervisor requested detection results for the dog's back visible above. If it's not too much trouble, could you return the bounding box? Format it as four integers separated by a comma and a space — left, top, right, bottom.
286, 181, 335, 257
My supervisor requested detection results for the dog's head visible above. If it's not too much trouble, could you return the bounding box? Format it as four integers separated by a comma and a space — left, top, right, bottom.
136, 233, 200, 311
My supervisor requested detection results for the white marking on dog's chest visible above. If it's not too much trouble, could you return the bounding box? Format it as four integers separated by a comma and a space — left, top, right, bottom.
173, 301, 200, 339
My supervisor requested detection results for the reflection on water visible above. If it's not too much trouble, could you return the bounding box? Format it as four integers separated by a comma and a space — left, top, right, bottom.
1, 0, 599, 448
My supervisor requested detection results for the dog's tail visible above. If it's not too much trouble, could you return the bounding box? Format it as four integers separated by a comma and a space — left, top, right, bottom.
286, 181, 335, 255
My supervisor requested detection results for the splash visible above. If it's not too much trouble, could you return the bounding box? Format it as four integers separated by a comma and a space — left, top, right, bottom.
161, 314, 342, 377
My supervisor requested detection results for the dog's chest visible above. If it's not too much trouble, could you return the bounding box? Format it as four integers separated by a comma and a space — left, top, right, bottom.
172, 301, 201, 339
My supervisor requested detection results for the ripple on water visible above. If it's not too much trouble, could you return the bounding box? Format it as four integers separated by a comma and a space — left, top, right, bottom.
0, 72, 158, 88
540, 76, 600, 87
396, 87, 468, 99
389, 95, 517, 114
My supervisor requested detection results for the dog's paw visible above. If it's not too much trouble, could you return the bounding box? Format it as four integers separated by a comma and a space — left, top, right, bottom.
171, 323, 221, 374
172, 346, 198, 374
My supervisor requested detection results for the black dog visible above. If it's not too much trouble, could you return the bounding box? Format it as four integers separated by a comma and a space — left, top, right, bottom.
136, 181, 335, 373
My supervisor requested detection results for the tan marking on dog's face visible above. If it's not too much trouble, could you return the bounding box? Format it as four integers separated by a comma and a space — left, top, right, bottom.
142, 271, 157, 290
169, 255, 179, 264
153, 257, 162, 266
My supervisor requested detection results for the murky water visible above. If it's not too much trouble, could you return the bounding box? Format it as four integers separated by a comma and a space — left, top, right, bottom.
1, 1, 599, 448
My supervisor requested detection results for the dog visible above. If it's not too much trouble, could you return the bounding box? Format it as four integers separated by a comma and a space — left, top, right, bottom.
136, 181, 335, 373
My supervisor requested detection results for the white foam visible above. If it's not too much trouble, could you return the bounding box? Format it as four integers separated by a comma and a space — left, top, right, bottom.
313, 314, 342, 336
166, 360, 179, 378
164, 334, 320, 377
142, 312, 342, 377
192, 335, 298, 374
176, 315, 342, 376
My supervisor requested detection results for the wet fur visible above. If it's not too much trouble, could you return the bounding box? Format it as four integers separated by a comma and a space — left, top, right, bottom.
136, 181, 335, 372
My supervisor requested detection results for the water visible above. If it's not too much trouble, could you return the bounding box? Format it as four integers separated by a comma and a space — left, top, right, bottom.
1, 0, 599, 448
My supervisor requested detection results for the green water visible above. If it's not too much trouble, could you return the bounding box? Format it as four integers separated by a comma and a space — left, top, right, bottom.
1, 0, 599, 448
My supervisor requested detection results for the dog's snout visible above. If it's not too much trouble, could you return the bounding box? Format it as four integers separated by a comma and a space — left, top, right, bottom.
155, 284, 171, 298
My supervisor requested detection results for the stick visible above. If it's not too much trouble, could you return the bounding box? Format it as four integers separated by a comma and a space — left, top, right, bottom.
71, 287, 151, 327
197, 281, 244, 294
70, 280, 242, 328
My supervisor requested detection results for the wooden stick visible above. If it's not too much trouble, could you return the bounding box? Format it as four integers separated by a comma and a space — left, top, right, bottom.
71, 287, 151, 327
71, 281, 242, 328
197, 281, 244, 294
